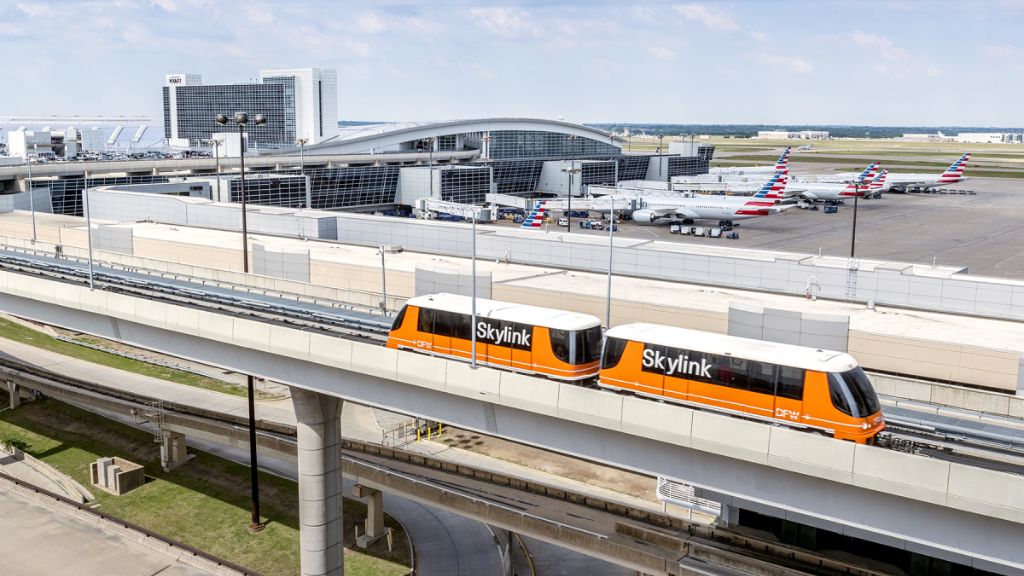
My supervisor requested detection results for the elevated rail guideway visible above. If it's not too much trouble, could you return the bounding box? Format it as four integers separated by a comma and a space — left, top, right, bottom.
0, 254, 1022, 575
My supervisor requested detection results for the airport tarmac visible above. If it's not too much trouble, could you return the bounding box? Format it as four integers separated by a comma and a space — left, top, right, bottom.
507, 175, 1024, 279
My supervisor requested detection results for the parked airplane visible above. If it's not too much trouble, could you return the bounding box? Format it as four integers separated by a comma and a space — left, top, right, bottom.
792, 169, 888, 202
795, 161, 880, 185
883, 153, 971, 192
710, 147, 791, 176
623, 171, 792, 225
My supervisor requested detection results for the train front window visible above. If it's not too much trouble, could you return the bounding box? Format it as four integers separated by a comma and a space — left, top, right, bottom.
550, 329, 571, 363
601, 337, 627, 369
828, 368, 880, 417
391, 306, 408, 331
416, 307, 435, 333
574, 327, 603, 364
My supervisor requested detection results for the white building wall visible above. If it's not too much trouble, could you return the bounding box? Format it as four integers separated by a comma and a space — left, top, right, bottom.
7, 130, 54, 158
259, 68, 339, 145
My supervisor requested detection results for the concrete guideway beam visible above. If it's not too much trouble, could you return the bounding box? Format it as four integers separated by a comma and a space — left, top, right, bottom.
292, 387, 344, 576
2, 272, 1024, 571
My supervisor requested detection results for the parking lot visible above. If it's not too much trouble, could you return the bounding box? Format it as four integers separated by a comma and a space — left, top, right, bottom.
491, 175, 1024, 279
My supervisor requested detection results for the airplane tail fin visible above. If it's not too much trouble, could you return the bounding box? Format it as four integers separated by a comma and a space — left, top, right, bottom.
856, 161, 880, 183
521, 200, 549, 228
748, 171, 786, 204
774, 147, 791, 174
870, 169, 888, 190
938, 152, 971, 183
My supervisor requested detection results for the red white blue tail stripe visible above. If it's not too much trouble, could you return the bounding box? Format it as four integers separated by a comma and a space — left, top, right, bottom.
744, 171, 787, 207
938, 153, 971, 183
870, 169, 887, 190
855, 162, 880, 183
521, 201, 548, 228
774, 147, 791, 174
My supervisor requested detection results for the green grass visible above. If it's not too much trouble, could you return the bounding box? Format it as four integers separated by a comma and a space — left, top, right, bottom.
0, 315, 264, 399
0, 398, 411, 576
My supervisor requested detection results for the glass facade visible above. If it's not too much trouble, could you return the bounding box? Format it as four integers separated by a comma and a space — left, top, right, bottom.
163, 83, 293, 147
617, 156, 651, 181
581, 161, 618, 189
470, 159, 545, 196
47, 176, 170, 216
439, 167, 491, 204
487, 130, 618, 159
667, 155, 709, 177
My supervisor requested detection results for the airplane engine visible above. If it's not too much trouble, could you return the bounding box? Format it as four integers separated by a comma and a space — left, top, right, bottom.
631, 209, 663, 224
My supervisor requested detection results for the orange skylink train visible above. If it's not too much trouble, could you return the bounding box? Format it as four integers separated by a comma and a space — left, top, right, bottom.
387, 296, 885, 443
600, 324, 884, 443
387, 294, 603, 381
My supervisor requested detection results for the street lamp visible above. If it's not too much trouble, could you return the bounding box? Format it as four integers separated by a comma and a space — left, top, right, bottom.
210, 138, 224, 201
606, 197, 615, 329
376, 245, 387, 314
215, 112, 266, 274
423, 137, 436, 198
561, 163, 582, 231
296, 138, 310, 208
850, 180, 860, 259
214, 110, 266, 533
23, 158, 36, 242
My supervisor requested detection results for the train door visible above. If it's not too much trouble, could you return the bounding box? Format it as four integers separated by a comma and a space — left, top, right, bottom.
511, 325, 534, 373
489, 320, 514, 367
415, 307, 436, 353
742, 360, 777, 420
773, 366, 805, 427
449, 313, 473, 361
432, 310, 453, 356
632, 343, 666, 397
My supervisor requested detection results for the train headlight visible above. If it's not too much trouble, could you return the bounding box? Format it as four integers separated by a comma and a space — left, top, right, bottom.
861, 422, 870, 430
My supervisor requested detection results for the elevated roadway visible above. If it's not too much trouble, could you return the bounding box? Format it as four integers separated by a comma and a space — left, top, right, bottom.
0, 258, 1022, 575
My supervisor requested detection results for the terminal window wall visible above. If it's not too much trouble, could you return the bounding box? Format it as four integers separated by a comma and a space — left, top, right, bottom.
163, 84, 292, 147
230, 176, 306, 208
308, 166, 400, 209
487, 130, 619, 159
668, 156, 710, 177
260, 77, 297, 143
617, 156, 651, 181
581, 161, 618, 189
439, 168, 491, 204
470, 159, 545, 196
47, 176, 170, 216
698, 145, 716, 162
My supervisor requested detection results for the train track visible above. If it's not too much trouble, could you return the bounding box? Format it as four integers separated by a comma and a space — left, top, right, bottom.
1, 250, 1023, 474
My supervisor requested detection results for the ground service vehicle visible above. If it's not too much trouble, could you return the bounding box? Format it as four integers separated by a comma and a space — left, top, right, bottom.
387, 294, 603, 381
599, 324, 884, 443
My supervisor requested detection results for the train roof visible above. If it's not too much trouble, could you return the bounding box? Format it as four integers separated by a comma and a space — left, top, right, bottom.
407, 293, 601, 331
606, 323, 859, 373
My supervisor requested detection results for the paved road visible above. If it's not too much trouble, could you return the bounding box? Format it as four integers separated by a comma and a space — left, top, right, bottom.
0, 487, 216, 576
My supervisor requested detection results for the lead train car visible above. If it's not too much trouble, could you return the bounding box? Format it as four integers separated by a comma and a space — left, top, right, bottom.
387, 294, 603, 381
600, 323, 885, 443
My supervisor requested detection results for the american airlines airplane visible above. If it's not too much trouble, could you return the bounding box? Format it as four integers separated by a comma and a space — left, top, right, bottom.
795, 161, 880, 185
617, 172, 792, 225
881, 153, 971, 192
793, 170, 888, 202
710, 147, 790, 176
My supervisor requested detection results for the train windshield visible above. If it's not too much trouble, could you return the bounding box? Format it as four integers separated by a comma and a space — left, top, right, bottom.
551, 326, 603, 365
391, 306, 408, 331
828, 368, 881, 418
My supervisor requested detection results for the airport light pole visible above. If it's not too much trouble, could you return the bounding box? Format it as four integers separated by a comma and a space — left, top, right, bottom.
606, 197, 615, 329
850, 181, 860, 259
376, 245, 387, 314
24, 158, 36, 243
215, 111, 267, 533
297, 138, 310, 208
211, 138, 223, 201
471, 207, 478, 368
424, 137, 436, 198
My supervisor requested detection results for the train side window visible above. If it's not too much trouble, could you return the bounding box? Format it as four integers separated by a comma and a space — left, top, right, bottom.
434, 311, 453, 337
391, 306, 408, 331
601, 337, 628, 369
776, 366, 805, 400
722, 357, 750, 390
550, 329, 571, 363
417, 307, 435, 334
745, 361, 776, 395
828, 372, 855, 416
452, 313, 472, 340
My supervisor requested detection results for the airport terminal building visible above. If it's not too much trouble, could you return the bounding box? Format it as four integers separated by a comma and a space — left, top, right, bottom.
5, 117, 713, 216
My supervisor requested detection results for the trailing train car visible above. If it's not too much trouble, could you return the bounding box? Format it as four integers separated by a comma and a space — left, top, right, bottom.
600, 323, 884, 443
387, 294, 603, 381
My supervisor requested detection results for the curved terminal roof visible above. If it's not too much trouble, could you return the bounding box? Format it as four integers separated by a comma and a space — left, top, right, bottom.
297, 117, 619, 156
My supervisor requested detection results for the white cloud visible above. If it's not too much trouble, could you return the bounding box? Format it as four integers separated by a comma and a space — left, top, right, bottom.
16, 2, 56, 17
151, 0, 177, 12
849, 30, 937, 76
850, 31, 907, 62
357, 12, 388, 34
471, 63, 496, 78
647, 46, 676, 60
755, 53, 813, 74
469, 7, 534, 38
750, 31, 767, 42
673, 3, 737, 32
344, 37, 371, 59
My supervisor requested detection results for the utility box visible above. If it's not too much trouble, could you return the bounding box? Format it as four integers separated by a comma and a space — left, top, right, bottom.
90, 456, 145, 495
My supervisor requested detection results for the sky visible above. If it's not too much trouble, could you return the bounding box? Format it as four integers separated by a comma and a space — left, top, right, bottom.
2, 0, 1023, 127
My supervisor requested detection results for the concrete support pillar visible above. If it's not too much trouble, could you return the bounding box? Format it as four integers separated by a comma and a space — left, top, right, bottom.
292, 387, 344, 576
159, 431, 190, 472
718, 504, 740, 528
6, 380, 20, 410
353, 484, 385, 548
